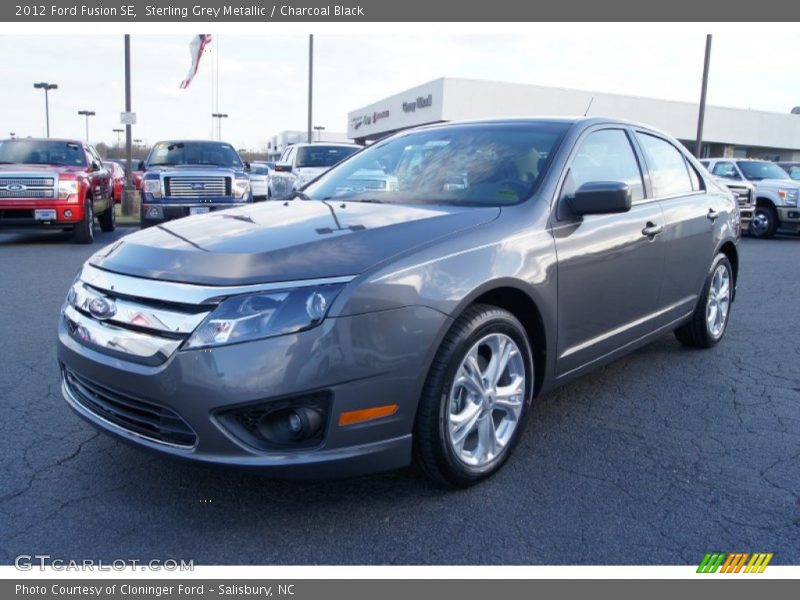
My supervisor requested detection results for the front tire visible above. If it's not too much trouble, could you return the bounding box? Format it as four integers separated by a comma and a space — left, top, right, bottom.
413, 305, 534, 487
749, 205, 778, 238
72, 199, 94, 244
675, 253, 733, 349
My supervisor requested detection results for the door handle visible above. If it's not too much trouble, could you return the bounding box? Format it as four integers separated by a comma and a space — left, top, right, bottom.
707, 208, 720, 222
641, 222, 664, 238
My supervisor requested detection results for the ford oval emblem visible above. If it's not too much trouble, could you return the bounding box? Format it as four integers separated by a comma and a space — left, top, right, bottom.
88, 297, 116, 320
6, 183, 27, 192
191, 182, 205, 190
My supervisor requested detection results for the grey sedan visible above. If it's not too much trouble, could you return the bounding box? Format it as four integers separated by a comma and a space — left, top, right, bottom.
57, 118, 739, 486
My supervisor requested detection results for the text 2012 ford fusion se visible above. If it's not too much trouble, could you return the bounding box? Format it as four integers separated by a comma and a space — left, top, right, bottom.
57, 118, 739, 487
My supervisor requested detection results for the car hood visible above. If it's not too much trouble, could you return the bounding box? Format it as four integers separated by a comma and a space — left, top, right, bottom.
144, 165, 242, 176
89, 201, 500, 285
752, 178, 798, 189
0, 164, 86, 175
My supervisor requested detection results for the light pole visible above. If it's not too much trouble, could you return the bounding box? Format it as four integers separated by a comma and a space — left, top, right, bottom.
33, 82, 57, 137
313, 125, 325, 142
307, 35, 313, 143
695, 34, 712, 158
78, 110, 96, 142
113, 128, 124, 149
211, 113, 228, 140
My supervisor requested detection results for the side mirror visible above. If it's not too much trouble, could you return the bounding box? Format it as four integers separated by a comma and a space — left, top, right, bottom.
568, 181, 632, 216
89, 161, 100, 172
273, 163, 293, 173
137, 160, 146, 171
243, 161, 251, 171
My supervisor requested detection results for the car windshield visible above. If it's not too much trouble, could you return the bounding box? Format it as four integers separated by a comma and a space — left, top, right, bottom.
0, 140, 85, 166
737, 161, 791, 181
303, 122, 570, 206
250, 164, 269, 175
295, 145, 360, 168
147, 141, 243, 168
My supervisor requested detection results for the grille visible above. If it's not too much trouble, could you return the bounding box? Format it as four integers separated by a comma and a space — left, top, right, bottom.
64, 368, 197, 448
728, 185, 753, 207
0, 176, 56, 199
165, 176, 230, 198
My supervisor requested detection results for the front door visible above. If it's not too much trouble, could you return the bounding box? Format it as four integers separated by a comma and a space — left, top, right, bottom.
553, 127, 666, 378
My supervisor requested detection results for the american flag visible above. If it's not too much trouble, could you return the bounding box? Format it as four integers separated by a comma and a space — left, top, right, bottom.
179, 34, 213, 89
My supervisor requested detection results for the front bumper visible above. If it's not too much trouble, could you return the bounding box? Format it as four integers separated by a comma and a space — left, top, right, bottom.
0, 201, 85, 228
777, 206, 800, 223
141, 197, 250, 224
57, 305, 450, 478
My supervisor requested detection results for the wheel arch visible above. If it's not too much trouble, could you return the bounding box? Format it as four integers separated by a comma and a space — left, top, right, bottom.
716, 240, 739, 300
455, 282, 549, 397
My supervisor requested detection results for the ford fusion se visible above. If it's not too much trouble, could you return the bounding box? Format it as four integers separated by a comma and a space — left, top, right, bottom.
57, 118, 739, 487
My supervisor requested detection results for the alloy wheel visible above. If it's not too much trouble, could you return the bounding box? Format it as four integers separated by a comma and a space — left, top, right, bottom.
706, 263, 731, 338
446, 333, 526, 467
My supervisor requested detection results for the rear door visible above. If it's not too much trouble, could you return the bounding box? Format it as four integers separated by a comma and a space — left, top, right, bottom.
553, 126, 666, 378
633, 131, 720, 324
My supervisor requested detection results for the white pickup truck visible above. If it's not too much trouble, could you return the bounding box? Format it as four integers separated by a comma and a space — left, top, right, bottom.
700, 158, 800, 238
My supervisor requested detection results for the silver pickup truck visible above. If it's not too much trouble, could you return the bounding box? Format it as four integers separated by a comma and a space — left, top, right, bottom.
701, 158, 800, 238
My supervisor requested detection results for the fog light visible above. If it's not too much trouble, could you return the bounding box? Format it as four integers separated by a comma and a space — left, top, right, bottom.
257, 406, 323, 445
64, 209, 73, 218
146, 206, 163, 219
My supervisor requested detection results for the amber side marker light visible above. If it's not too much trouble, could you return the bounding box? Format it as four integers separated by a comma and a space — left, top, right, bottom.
338, 404, 399, 426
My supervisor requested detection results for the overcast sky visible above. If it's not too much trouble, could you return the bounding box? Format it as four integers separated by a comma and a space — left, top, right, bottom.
1, 32, 798, 150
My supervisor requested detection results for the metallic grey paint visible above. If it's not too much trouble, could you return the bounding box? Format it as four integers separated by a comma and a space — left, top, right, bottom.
57, 118, 738, 477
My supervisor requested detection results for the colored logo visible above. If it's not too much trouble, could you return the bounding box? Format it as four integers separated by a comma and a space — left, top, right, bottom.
697, 552, 773, 573
6, 183, 27, 192
87, 297, 116, 321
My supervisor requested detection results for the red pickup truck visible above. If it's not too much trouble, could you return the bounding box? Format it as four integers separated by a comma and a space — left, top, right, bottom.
0, 138, 116, 243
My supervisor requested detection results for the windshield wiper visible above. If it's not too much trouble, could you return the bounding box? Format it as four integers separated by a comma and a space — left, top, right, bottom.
0, 161, 18, 164
291, 191, 312, 200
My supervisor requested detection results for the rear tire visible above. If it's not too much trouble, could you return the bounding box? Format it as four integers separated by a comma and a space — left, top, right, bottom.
675, 253, 733, 349
98, 201, 116, 232
73, 199, 95, 244
413, 305, 534, 487
749, 205, 778, 238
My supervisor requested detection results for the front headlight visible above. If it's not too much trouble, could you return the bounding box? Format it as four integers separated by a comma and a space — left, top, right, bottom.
233, 176, 250, 199
58, 179, 79, 200
778, 188, 798, 206
143, 178, 162, 198
184, 285, 344, 349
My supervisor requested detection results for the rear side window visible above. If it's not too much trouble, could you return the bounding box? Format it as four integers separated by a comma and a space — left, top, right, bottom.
568, 129, 644, 202
636, 133, 694, 197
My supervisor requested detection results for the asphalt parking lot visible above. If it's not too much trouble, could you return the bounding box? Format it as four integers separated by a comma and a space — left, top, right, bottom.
0, 227, 798, 566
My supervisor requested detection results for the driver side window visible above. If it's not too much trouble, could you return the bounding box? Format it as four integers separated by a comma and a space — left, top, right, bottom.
567, 129, 645, 204
712, 161, 739, 180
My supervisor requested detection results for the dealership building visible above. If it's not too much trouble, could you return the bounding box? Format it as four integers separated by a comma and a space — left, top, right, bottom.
346, 77, 800, 161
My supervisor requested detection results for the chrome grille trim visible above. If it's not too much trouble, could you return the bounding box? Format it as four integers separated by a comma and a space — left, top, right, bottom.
166, 176, 229, 198
80, 263, 356, 305
62, 305, 183, 363
70, 280, 209, 336
0, 175, 56, 199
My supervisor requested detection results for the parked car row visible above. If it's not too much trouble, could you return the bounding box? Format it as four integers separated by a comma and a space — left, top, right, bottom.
700, 158, 800, 238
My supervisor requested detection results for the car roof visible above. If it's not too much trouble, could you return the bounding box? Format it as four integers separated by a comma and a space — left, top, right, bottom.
151, 139, 233, 145
1, 137, 84, 145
